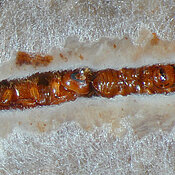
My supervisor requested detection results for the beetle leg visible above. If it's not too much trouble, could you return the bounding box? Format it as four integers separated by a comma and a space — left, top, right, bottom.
50, 86, 77, 105
16, 99, 37, 107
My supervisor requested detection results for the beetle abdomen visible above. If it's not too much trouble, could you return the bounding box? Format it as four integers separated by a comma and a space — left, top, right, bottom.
92, 69, 121, 97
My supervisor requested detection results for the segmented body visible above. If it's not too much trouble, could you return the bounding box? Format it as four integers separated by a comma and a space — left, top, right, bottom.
0, 64, 175, 110
93, 65, 175, 97
0, 69, 91, 110
92, 68, 141, 97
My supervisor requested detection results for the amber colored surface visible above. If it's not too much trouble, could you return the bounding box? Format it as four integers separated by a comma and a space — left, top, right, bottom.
0, 64, 175, 110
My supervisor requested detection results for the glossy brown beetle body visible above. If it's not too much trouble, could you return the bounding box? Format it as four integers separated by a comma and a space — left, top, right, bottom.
0, 64, 175, 110
0, 68, 92, 110
92, 65, 175, 97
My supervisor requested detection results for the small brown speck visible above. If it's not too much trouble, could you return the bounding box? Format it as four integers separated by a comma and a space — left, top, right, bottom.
44, 123, 47, 127
79, 54, 84, 60
60, 53, 68, 62
37, 122, 46, 132
125, 37, 128, 40
64, 56, 68, 62
30, 123, 33, 125
113, 44, 117, 48
18, 121, 21, 125
99, 112, 102, 118
68, 51, 72, 56
151, 33, 159, 45
59, 53, 64, 58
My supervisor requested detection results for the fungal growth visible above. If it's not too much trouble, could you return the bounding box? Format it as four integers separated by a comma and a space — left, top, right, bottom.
0, 64, 175, 110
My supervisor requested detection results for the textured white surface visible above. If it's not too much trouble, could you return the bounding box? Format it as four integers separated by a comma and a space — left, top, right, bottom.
0, 0, 175, 63
0, 123, 175, 175
0, 0, 175, 174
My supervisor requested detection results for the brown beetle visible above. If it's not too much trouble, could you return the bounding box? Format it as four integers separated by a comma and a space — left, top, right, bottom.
0, 64, 175, 110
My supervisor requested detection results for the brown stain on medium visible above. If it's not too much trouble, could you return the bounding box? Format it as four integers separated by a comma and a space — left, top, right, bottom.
133, 33, 175, 61
150, 33, 159, 46
37, 122, 47, 132
79, 54, 84, 60
16, 51, 53, 67
60, 53, 68, 62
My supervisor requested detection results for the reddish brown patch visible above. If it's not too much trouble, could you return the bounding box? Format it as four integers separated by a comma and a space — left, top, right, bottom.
79, 54, 84, 60
16, 51, 53, 67
151, 33, 159, 45
16, 52, 32, 66
113, 44, 117, 48
32, 55, 53, 66
59, 53, 64, 58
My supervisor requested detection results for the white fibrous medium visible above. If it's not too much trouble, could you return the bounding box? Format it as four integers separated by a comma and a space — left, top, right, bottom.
0, 0, 175, 174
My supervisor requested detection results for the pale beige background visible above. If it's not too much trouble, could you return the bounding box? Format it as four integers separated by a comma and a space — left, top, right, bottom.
0, 0, 174, 174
